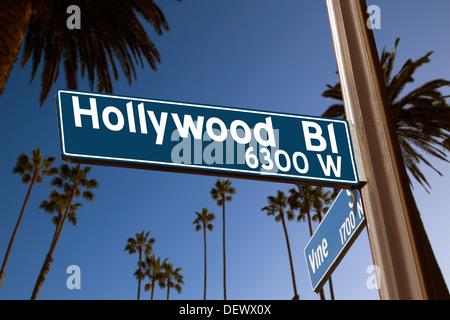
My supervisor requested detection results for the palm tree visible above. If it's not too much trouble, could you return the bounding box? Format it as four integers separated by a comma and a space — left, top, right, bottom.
322, 38, 450, 192
0, 0, 181, 105
311, 188, 334, 224
31, 163, 97, 300
210, 178, 236, 300
193, 207, 215, 300
125, 230, 156, 300
0, 148, 56, 288
161, 261, 184, 300
262, 190, 300, 300
144, 254, 167, 300
288, 184, 320, 237
40, 189, 82, 228
31, 189, 81, 292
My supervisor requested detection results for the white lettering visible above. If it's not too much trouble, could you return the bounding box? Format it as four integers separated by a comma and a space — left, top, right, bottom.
72, 96, 99, 129
308, 249, 316, 274
292, 151, 309, 174
302, 121, 327, 152
147, 111, 168, 145
274, 149, 290, 172
206, 117, 227, 142
137, 103, 147, 134
230, 120, 251, 144
308, 238, 328, 274
317, 154, 341, 177
102, 106, 124, 131
179, 304, 213, 317
126, 102, 136, 133
357, 198, 364, 219
172, 114, 204, 140
254, 117, 276, 147
322, 238, 328, 258
347, 189, 355, 208
327, 123, 338, 154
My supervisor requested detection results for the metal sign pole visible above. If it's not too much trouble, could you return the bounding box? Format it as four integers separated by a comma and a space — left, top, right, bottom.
326, 0, 449, 299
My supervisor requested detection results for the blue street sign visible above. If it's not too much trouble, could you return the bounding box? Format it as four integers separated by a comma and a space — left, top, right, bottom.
56, 90, 359, 187
304, 189, 366, 293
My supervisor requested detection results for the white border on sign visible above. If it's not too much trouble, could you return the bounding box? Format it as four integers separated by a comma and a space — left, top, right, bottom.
57, 90, 359, 185
303, 189, 366, 292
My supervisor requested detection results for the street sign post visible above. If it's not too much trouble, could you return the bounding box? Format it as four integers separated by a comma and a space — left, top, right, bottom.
304, 189, 365, 293
56, 90, 359, 188
326, 0, 449, 299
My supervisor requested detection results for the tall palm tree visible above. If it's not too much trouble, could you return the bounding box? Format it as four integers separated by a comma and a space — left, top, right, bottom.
0, 0, 181, 105
193, 207, 215, 300
31, 163, 97, 300
0, 148, 56, 288
161, 261, 184, 300
144, 254, 167, 300
262, 190, 300, 300
210, 178, 236, 300
31, 189, 81, 291
322, 38, 450, 192
125, 230, 156, 300
287, 184, 326, 300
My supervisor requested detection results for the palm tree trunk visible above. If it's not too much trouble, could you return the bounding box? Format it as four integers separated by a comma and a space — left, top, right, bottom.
137, 250, 142, 300
0, 0, 33, 97
0, 173, 37, 288
167, 279, 171, 300
203, 225, 207, 300
31, 187, 76, 300
31, 243, 56, 300
306, 211, 313, 239
222, 200, 227, 300
151, 279, 155, 300
280, 211, 299, 300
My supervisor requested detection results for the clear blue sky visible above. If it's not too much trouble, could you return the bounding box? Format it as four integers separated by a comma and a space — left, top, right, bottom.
0, 0, 449, 300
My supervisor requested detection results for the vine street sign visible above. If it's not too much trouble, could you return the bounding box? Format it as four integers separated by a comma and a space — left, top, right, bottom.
56, 90, 359, 187
304, 189, 366, 293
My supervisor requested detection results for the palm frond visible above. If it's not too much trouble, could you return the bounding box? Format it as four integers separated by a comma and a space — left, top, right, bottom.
20, 0, 177, 105
321, 38, 450, 190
